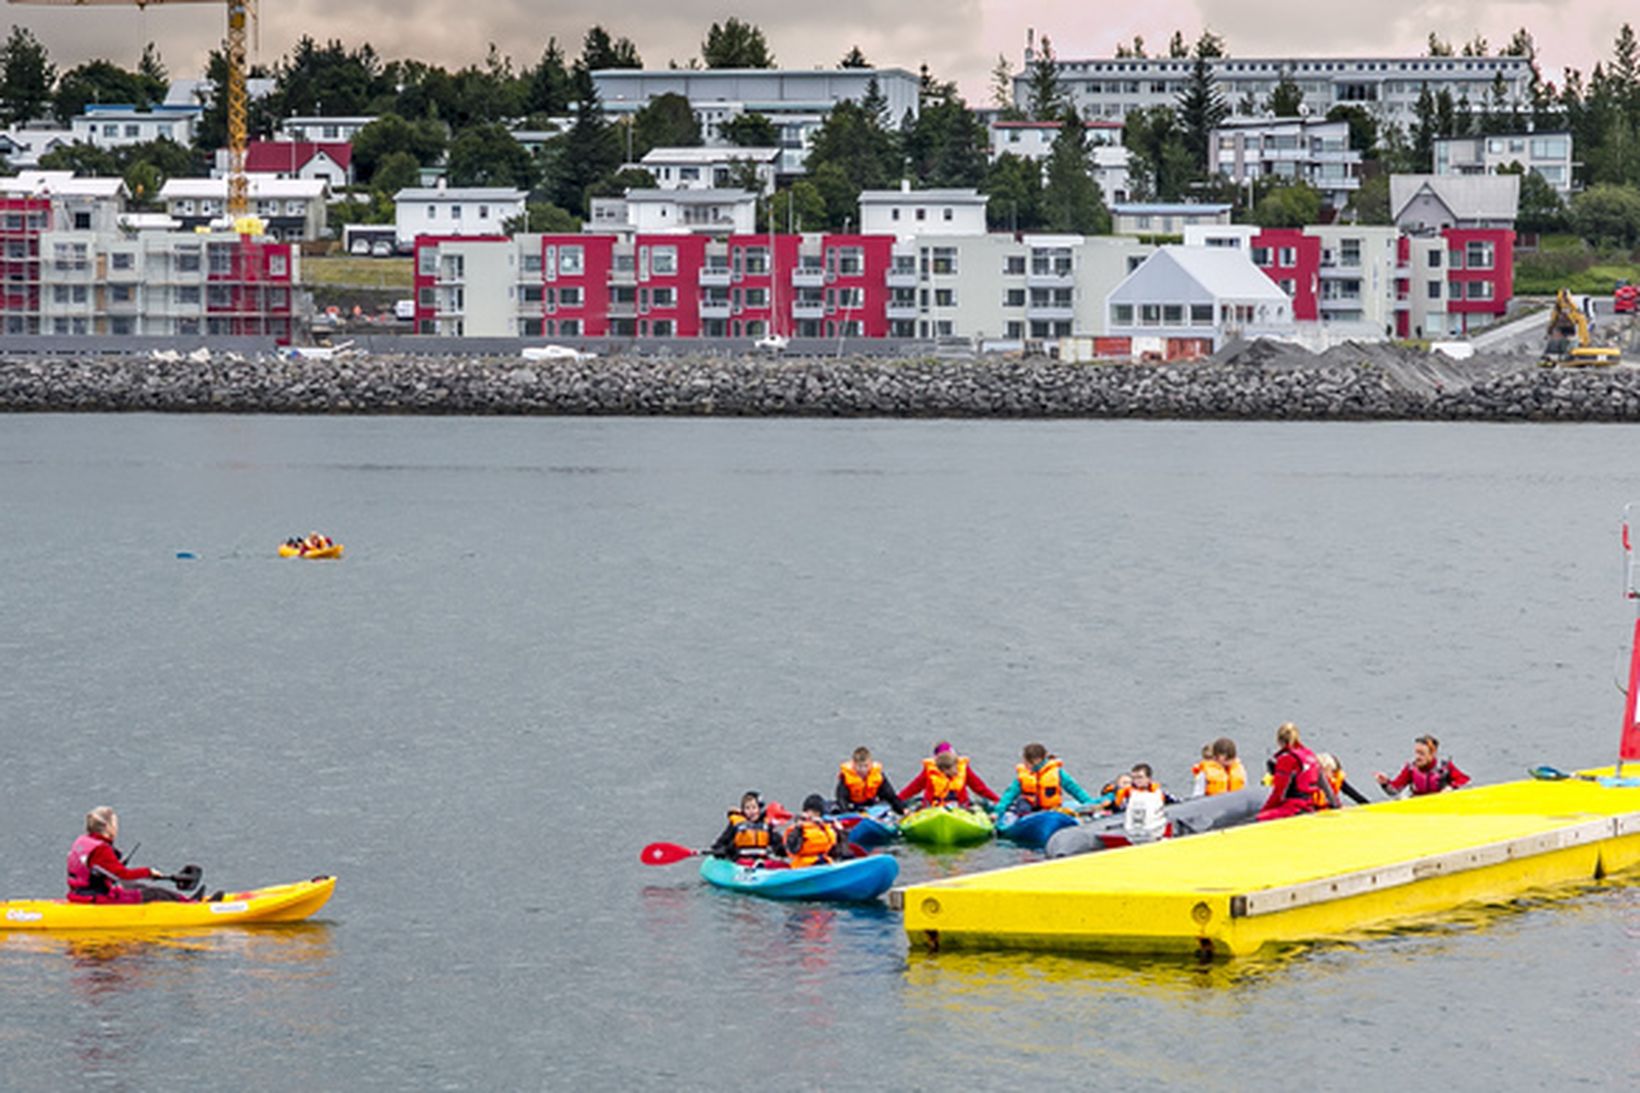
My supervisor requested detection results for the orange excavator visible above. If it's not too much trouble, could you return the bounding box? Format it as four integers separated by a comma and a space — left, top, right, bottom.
1542, 288, 1621, 366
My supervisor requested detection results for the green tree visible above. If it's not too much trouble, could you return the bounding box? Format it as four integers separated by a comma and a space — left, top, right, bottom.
1168, 32, 1189, 59
351, 114, 447, 183
1026, 35, 1065, 121
1345, 173, 1392, 224
1040, 107, 1110, 233
371, 150, 422, 197
547, 65, 621, 213
839, 46, 869, 69
1266, 70, 1304, 117
767, 180, 825, 232
38, 141, 118, 176
505, 202, 581, 233
1569, 183, 1640, 246
523, 40, 573, 116
990, 54, 1024, 120
1176, 36, 1229, 175
585, 167, 657, 199
581, 26, 642, 70
124, 160, 164, 207
138, 42, 167, 85
0, 26, 57, 128
721, 112, 778, 147
1411, 83, 1438, 171
1123, 105, 1194, 201
1326, 105, 1380, 156
1115, 36, 1147, 60
1250, 182, 1322, 227
981, 152, 1043, 231
53, 60, 164, 125
903, 84, 987, 188
445, 122, 533, 188
271, 36, 385, 118
1426, 33, 1454, 57
702, 18, 774, 68
631, 92, 701, 157
804, 98, 900, 226
1499, 163, 1568, 234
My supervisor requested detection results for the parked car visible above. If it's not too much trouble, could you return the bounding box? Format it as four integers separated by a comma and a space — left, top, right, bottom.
349, 239, 370, 255
371, 240, 393, 257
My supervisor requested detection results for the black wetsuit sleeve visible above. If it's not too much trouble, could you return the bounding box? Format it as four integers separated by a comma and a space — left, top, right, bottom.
1341, 779, 1371, 806
877, 779, 906, 814
835, 776, 854, 813
708, 822, 736, 858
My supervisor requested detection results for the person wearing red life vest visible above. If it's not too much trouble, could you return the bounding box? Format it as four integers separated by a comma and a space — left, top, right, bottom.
66, 807, 194, 903
1375, 735, 1471, 797
897, 741, 1001, 810
1257, 723, 1338, 821
834, 746, 906, 815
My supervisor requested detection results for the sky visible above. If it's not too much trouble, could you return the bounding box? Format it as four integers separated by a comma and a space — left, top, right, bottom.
3, 1, 1636, 107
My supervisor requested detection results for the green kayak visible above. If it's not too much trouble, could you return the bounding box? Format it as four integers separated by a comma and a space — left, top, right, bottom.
900, 804, 995, 847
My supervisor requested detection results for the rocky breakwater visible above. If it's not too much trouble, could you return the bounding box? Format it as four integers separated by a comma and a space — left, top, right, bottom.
2, 345, 1640, 421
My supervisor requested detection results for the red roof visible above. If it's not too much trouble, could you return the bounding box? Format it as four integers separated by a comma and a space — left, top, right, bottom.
244, 141, 352, 173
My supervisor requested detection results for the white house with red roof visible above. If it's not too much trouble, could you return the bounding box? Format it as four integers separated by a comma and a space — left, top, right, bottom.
213, 140, 353, 187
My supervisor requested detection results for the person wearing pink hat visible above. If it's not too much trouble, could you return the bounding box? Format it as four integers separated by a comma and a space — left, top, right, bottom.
898, 742, 1001, 810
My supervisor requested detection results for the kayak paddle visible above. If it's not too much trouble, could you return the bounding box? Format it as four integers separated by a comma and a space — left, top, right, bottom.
640, 842, 704, 866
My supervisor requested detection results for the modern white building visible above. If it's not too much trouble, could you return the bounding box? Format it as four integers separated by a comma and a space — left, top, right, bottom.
588, 189, 758, 237
859, 184, 989, 241
165, 76, 276, 108
0, 172, 127, 232
278, 116, 379, 143
1434, 131, 1575, 196
639, 147, 779, 196
1210, 116, 1361, 209
159, 178, 331, 241
591, 68, 921, 174
1390, 174, 1519, 233
1017, 46, 1534, 131
1111, 203, 1233, 236
986, 119, 1131, 204
1106, 246, 1295, 353
70, 104, 199, 149
0, 127, 76, 170
392, 184, 528, 247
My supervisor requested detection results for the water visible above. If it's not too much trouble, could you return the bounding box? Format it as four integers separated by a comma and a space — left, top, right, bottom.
1, 414, 1637, 1089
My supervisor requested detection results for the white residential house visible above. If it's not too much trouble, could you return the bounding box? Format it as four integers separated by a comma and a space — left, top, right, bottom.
70, 104, 200, 149
986, 119, 1131, 204
0, 127, 76, 169
0, 171, 128, 232
392, 185, 528, 247
1111, 203, 1234, 236
1210, 116, 1362, 209
159, 177, 331, 241
214, 141, 355, 187
278, 116, 379, 144
587, 189, 757, 237
1390, 174, 1519, 233
640, 147, 779, 196
859, 183, 989, 241
1434, 132, 1575, 197
1106, 245, 1295, 352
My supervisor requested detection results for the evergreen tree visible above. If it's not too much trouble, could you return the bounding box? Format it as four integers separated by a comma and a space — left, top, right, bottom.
767, 180, 826, 232
804, 99, 900, 227
702, 19, 774, 68
631, 92, 701, 157
446, 122, 533, 188
1123, 105, 1194, 201
982, 152, 1043, 231
1411, 84, 1438, 171
1176, 37, 1229, 176
581, 26, 641, 71
1041, 106, 1110, 233
721, 113, 778, 147
138, 43, 167, 86
371, 151, 422, 198
549, 65, 622, 213
524, 40, 572, 117
839, 46, 870, 69
1266, 70, 1304, 117
860, 76, 891, 129
0, 26, 57, 128
903, 83, 987, 188
1027, 35, 1065, 121
990, 54, 1024, 120
1168, 32, 1189, 59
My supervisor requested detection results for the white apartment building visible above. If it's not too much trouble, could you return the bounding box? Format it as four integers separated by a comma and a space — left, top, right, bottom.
70, 104, 199, 148
1106, 246, 1295, 352
1434, 131, 1575, 196
1111, 203, 1233, 236
1210, 117, 1361, 209
160, 178, 331, 242
592, 68, 921, 174
278, 116, 379, 143
859, 184, 990, 241
0, 172, 127, 232
1016, 48, 1533, 131
640, 147, 779, 196
986, 119, 1131, 204
392, 185, 528, 247
1183, 222, 1399, 335
588, 189, 758, 237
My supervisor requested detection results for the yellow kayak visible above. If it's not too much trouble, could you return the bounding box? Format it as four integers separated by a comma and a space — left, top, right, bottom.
278, 543, 344, 559
0, 875, 336, 930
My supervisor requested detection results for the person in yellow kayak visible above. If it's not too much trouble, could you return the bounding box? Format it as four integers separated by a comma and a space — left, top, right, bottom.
898, 742, 1001, 810
784, 795, 845, 867
707, 791, 785, 863
66, 807, 198, 903
834, 746, 907, 816
994, 743, 1098, 817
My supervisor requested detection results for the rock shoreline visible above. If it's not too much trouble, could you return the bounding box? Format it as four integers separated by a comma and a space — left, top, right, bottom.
3, 348, 1640, 421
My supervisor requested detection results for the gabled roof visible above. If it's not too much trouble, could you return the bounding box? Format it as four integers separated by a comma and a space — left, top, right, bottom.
393, 186, 527, 202
0, 171, 126, 198
244, 140, 353, 173
1390, 174, 1519, 222
1115, 246, 1289, 302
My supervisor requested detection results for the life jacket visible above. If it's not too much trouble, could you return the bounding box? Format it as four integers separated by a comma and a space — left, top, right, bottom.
787, 819, 839, 868
838, 761, 884, 805
1406, 759, 1457, 795
1015, 758, 1064, 810
65, 833, 138, 903
923, 756, 970, 804
725, 809, 775, 858
1123, 788, 1168, 842
1314, 768, 1346, 809
1103, 780, 1133, 810
1202, 758, 1247, 795
1277, 744, 1333, 808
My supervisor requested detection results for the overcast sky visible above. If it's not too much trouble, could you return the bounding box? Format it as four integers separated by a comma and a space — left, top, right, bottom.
5, 1, 1634, 105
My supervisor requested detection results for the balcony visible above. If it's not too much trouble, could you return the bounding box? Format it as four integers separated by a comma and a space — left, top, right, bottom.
699, 300, 731, 319
885, 268, 918, 288
1025, 304, 1076, 322
792, 302, 826, 320
791, 267, 826, 288
1026, 269, 1074, 288
698, 267, 731, 287
885, 304, 920, 321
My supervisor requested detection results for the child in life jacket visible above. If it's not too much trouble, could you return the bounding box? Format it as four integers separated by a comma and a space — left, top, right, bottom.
708, 792, 786, 862
1192, 737, 1248, 797
834, 746, 907, 815
994, 743, 1099, 817
897, 742, 1001, 810
1123, 767, 1169, 843
1317, 753, 1371, 805
1375, 735, 1471, 797
784, 795, 847, 867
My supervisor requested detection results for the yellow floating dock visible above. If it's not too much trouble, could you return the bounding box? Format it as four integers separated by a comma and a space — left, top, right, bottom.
893, 773, 1640, 957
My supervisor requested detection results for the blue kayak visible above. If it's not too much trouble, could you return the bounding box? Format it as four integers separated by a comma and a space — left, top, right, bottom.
698, 855, 899, 902
836, 804, 900, 847
995, 809, 1078, 848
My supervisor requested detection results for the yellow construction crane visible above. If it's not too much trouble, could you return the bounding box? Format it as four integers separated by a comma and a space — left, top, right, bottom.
10, 0, 256, 218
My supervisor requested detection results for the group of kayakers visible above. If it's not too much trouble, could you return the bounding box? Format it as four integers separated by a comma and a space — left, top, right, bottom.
709, 727, 1471, 868
284, 532, 334, 554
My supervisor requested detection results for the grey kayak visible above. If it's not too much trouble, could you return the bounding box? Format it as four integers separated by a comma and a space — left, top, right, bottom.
1043, 787, 1264, 859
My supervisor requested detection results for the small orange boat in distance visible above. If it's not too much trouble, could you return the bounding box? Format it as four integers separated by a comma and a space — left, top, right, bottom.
278, 534, 344, 559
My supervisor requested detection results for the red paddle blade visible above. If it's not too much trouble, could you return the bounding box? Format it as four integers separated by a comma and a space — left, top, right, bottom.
765, 801, 793, 822
639, 842, 699, 865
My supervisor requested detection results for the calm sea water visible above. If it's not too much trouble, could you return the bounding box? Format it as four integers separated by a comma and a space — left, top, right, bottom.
1, 413, 1637, 1089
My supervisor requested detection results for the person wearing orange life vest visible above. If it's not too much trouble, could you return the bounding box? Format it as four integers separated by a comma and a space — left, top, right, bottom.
708, 791, 786, 862
834, 746, 906, 815
994, 742, 1097, 817
1317, 752, 1371, 806
1192, 737, 1249, 798
897, 742, 1001, 810
783, 795, 846, 867
1257, 722, 1338, 821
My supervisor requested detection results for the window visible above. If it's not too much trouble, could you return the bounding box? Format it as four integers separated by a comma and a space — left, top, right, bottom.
943, 208, 953, 221
478, 205, 489, 219
652, 246, 678, 275
1005, 288, 1025, 307
559, 286, 582, 307
915, 208, 926, 221
560, 246, 584, 276
560, 319, 580, 336
1278, 247, 1297, 266
451, 205, 463, 220
521, 285, 543, 303
1468, 280, 1494, 300
178, 285, 201, 305
1428, 250, 1442, 269
1339, 239, 1361, 268
1005, 255, 1025, 275
1251, 246, 1270, 265
1279, 279, 1296, 296
419, 248, 438, 276
651, 319, 674, 337
1140, 304, 1162, 325
651, 287, 675, 308
269, 254, 288, 278
1465, 241, 1493, 269
1162, 304, 1183, 324
933, 288, 955, 307
930, 247, 957, 275
1427, 280, 1441, 299
1190, 304, 1213, 325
